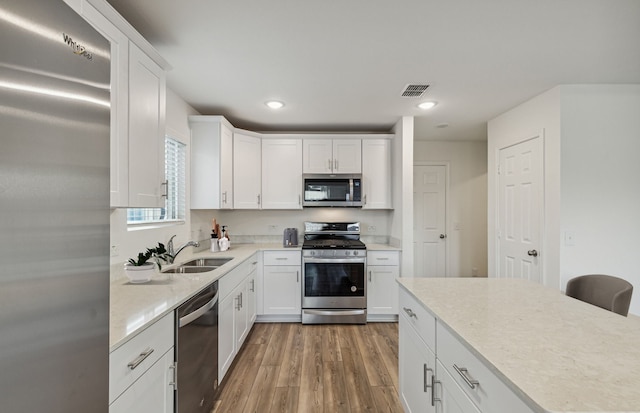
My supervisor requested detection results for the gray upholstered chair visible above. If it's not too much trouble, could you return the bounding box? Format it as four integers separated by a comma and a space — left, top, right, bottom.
565, 274, 633, 316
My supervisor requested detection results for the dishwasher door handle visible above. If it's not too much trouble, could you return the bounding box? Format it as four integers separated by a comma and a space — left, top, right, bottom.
179, 292, 219, 327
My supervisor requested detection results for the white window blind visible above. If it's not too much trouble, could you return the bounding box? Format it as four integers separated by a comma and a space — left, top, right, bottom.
127, 136, 186, 224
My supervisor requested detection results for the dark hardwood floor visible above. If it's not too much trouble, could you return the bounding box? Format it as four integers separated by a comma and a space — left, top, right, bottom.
213, 322, 403, 413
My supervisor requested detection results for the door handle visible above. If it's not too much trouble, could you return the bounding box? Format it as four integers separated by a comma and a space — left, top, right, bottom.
439, 234, 446, 239
527, 249, 538, 257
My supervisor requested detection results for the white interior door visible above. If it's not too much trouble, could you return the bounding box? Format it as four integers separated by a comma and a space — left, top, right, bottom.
413, 165, 447, 277
497, 135, 543, 282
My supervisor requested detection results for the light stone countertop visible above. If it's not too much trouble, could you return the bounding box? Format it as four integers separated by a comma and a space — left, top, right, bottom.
397, 277, 640, 413
364, 243, 402, 251
110, 243, 291, 352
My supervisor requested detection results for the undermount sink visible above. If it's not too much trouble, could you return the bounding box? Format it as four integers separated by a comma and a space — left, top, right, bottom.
163, 266, 219, 274
181, 257, 233, 267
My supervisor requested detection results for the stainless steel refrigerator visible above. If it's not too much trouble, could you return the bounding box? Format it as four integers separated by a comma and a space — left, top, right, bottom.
0, 0, 110, 412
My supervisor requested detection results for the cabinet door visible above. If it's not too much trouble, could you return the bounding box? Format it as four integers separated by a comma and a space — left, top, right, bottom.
262, 139, 302, 209
263, 265, 301, 315
109, 349, 174, 413
234, 282, 250, 352
219, 123, 234, 209
82, 2, 130, 208
333, 139, 362, 173
362, 139, 392, 209
246, 269, 257, 326
303, 139, 333, 173
218, 291, 236, 381
399, 314, 436, 413
128, 42, 166, 207
367, 265, 399, 315
437, 361, 481, 413
233, 133, 261, 209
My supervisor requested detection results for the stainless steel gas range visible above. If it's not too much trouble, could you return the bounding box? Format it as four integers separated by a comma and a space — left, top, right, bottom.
301, 222, 367, 324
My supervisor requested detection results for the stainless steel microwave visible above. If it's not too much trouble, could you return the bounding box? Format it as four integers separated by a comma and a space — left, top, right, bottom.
302, 174, 362, 207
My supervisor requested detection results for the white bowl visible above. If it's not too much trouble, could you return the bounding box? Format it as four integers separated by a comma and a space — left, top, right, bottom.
124, 263, 156, 283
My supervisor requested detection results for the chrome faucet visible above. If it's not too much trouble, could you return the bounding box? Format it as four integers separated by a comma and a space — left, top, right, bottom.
166, 235, 200, 263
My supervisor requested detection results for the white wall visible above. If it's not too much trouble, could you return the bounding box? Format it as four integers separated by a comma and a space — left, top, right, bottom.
487, 87, 562, 288
560, 85, 640, 314
414, 141, 488, 277
488, 84, 640, 315
110, 88, 199, 266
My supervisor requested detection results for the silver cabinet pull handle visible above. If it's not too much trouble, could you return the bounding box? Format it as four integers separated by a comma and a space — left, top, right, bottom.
127, 347, 154, 370
235, 294, 241, 311
334, 159, 338, 171
296, 270, 299, 283
222, 191, 227, 204
423, 364, 433, 393
403, 307, 417, 318
161, 180, 168, 198
298, 194, 301, 205
369, 270, 372, 282
250, 279, 255, 292
169, 362, 178, 390
257, 194, 261, 205
432, 375, 440, 406
453, 364, 479, 389
364, 194, 367, 205
276, 257, 287, 260
328, 159, 332, 171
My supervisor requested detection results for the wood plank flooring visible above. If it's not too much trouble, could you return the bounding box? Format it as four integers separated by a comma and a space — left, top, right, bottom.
213, 323, 403, 413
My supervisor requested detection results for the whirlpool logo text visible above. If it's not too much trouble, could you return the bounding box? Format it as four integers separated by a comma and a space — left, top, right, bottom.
62, 33, 93, 61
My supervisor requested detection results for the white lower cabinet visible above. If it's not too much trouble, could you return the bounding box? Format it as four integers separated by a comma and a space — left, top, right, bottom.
109, 350, 175, 413
219, 255, 258, 382
399, 311, 436, 413
399, 285, 534, 413
261, 251, 302, 319
109, 313, 175, 413
367, 250, 400, 319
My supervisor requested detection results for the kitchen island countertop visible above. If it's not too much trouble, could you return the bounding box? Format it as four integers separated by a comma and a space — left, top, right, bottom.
397, 277, 640, 413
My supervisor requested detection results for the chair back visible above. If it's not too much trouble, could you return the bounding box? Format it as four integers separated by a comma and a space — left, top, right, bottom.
565, 274, 633, 316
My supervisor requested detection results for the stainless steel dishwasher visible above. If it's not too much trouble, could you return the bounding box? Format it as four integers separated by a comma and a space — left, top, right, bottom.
176, 281, 219, 413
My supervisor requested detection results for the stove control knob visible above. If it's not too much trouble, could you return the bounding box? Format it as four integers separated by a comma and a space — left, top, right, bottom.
344, 251, 350, 256
309, 251, 315, 256
353, 251, 359, 256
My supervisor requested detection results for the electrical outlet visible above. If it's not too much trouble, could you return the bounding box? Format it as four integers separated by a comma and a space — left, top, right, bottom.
110, 245, 119, 257
367, 225, 376, 233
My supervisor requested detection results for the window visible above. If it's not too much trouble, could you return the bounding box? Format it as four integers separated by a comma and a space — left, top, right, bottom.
127, 135, 186, 224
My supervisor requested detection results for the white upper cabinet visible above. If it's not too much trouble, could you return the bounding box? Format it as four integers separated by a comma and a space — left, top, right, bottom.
262, 139, 303, 209
303, 138, 362, 173
233, 132, 261, 209
128, 43, 166, 208
190, 116, 234, 209
362, 139, 392, 209
81, 0, 168, 208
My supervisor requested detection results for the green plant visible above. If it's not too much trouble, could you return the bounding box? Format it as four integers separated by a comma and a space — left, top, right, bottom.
127, 243, 171, 270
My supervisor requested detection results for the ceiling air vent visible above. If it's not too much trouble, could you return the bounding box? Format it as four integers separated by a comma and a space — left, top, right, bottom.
401, 84, 430, 98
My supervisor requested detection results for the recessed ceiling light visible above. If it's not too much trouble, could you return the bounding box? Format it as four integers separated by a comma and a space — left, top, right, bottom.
417, 101, 437, 110
265, 100, 284, 109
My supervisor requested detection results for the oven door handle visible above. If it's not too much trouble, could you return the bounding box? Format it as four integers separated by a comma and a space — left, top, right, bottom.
179, 292, 219, 327
303, 257, 366, 264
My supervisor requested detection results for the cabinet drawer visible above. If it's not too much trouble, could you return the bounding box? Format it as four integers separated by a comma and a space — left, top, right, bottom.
399, 287, 436, 352
437, 324, 534, 413
263, 250, 301, 266
109, 313, 174, 404
367, 250, 399, 266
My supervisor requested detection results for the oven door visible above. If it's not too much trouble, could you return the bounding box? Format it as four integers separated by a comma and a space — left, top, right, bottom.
302, 256, 366, 309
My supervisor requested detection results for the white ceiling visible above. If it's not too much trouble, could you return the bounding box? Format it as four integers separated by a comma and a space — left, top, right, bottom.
106, 0, 640, 140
